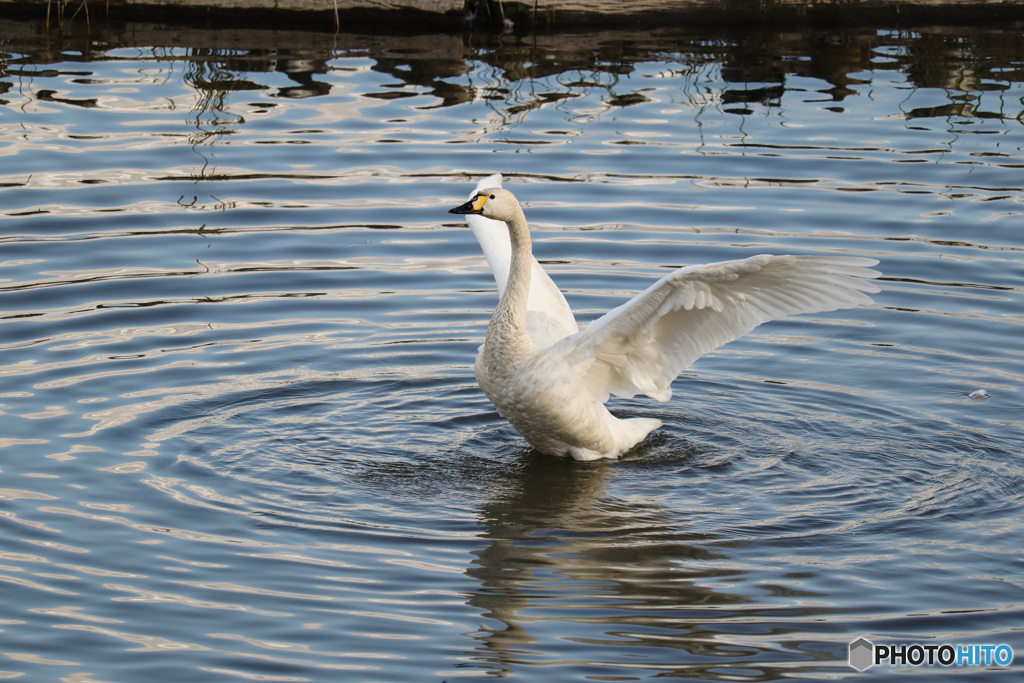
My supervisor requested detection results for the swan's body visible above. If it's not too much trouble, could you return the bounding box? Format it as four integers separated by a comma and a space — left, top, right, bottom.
451, 182, 880, 461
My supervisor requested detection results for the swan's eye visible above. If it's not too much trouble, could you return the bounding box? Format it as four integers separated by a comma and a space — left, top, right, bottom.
489, 194, 495, 199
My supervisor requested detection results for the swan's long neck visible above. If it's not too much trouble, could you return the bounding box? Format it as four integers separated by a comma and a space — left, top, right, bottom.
486, 204, 534, 352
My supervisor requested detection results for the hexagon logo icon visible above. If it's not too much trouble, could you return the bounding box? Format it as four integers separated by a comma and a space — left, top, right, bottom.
849, 637, 874, 671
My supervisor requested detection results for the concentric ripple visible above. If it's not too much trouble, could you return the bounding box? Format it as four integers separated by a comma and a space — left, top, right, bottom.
1, 19, 1022, 682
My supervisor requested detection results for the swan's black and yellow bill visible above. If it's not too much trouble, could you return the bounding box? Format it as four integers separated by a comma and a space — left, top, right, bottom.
449, 193, 490, 215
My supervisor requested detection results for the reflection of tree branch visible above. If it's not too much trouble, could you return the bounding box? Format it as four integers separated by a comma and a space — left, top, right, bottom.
180, 48, 334, 182
463, 42, 715, 137
47, 0, 92, 32
183, 52, 237, 181
459, 24, 1024, 140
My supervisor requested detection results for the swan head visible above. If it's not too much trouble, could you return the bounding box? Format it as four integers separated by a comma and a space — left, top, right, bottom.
449, 187, 521, 222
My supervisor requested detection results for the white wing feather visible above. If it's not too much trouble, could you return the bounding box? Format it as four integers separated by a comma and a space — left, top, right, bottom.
549, 254, 881, 403
464, 174, 578, 348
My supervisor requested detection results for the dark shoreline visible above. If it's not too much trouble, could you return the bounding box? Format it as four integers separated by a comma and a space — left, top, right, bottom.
3, 0, 1023, 34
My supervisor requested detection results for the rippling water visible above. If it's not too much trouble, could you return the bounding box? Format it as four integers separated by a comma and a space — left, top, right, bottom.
1, 17, 1022, 681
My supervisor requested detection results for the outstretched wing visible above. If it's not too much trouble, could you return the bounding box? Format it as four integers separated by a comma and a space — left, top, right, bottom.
463, 174, 579, 347
549, 255, 880, 402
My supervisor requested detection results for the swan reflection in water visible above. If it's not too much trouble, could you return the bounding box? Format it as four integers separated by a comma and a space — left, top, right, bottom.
460, 448, 778, 677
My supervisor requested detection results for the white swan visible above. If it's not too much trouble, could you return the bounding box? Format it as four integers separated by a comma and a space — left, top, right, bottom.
451, 184, 880, 461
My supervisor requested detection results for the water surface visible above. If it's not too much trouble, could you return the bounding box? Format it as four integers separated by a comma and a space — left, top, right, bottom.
1, 17, 1022, 682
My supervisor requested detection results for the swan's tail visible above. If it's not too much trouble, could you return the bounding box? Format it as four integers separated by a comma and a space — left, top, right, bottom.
619, 417, 663, 453
567, 416, 662, 461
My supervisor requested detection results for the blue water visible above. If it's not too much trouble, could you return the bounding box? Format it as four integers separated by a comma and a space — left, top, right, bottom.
1, 19, 1022, 681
